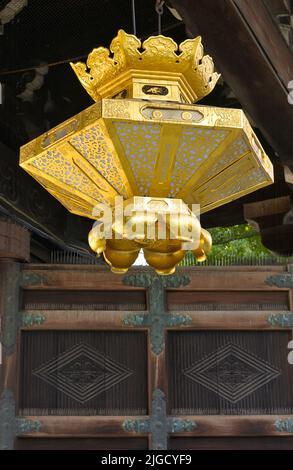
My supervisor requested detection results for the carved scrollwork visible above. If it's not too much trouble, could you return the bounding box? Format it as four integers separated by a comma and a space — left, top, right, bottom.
17, 419, 42, 434
123, 272, 190, 289
275, 418, 293, 433
71, 30, 219, 103
103, 100, 131, 119
267, 313, 293, 327
266, 272, 293, 288
20, 312, 46, 327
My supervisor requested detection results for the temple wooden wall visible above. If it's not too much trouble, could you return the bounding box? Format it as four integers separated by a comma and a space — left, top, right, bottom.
1, 260, 293, 450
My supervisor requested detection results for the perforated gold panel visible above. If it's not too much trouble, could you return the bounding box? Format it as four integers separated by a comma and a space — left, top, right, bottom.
20, 99, 274, 218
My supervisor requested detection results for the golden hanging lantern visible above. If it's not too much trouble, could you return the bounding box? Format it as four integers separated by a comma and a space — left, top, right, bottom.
19, 30, 274, 275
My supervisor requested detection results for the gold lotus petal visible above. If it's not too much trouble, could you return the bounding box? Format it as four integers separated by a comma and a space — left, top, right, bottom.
143, 247, 185, 275
88, 231, 106, 254
103, 243, 140, 273
192, 228, 212, 262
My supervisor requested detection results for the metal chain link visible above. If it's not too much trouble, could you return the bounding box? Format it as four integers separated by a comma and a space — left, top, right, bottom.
131, 0, 137, 36
155, 0, 165, 35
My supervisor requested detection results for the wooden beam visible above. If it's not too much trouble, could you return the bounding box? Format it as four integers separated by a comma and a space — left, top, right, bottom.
17, 416, 147, 437
244, 196, 291, 223
171, 415, 293, 437
20, 265, 287, 291
20, 309, 293, 332
168, 310, 292, 330
233, 0, 293, 88
0, 220, 30, 261
16, 415, 293, 437
169, 0, 293, 166
19, 310, 147, 329
244, 196, 293, 254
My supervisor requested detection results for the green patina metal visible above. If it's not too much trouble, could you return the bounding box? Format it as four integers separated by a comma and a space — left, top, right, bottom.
275, 418, 293, 433
0, 390, 15, 450
0, 263, 21, 355
0, 267, 48, 355
265, 267, 293, 288
168, 313, 192, 326
17, 419, 42, 433
122, 389, 196, 450
123, 272, 190, 289
20, 312, 46, 327
267, 313, 293, 327
122, 272, 191, 354
150, 389, 168, 450
122, 419, 150, 433
20, 271, 48, 287
0, 390, 42, 449
169, 419, 197, 433
122, 314, 145, 326
0, 265, 46, 449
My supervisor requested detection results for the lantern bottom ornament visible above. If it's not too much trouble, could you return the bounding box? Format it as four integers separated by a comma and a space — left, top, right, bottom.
88, 196, 212, 275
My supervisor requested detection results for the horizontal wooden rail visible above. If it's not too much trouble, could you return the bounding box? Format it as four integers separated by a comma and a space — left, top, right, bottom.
16, 415, 293, 437
20, 265, 288, 291
19, 310, 293, 330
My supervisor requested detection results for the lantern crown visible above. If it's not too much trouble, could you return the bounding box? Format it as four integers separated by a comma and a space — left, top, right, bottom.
70, 29, 220, 103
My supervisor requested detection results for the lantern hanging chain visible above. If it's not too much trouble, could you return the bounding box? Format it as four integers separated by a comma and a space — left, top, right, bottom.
131, 0, 137, 36
156, 0, 165, 35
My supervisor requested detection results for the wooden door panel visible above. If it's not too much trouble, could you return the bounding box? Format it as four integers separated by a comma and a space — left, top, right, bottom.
1, 264, 292, 450
167, 331, 293, 415
19, 330, 148, 416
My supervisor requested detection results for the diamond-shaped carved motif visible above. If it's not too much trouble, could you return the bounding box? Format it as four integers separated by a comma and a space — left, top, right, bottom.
183, 343, 280, 403
33, 343, 133, 403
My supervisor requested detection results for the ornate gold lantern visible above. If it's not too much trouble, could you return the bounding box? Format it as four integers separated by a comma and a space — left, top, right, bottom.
19, 30, 274, 274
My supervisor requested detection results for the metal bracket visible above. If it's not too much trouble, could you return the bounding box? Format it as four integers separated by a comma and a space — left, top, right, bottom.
122, 389, 196, 450
19, 312, 46, 327
0, 264, 20, 355
267, 313, 293, 327
20, 272, 48, 287
266, 267, 293, 288
275, 418, 293, 433
0, 389, 42, 449
123, 272, 190, 289
0, 267, 48, 355
0, 390, 15, 450
122, 272, 191, 354
17, 419, 42, 433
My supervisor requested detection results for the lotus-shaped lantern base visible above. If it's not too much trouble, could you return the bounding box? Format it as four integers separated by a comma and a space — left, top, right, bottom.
88, 196, 212, 274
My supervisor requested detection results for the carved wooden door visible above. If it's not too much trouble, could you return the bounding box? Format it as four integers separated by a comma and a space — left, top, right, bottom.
1, 263, 293, 449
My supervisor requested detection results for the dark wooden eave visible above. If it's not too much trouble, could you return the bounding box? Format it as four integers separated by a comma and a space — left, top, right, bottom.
0, 141, 91, 253
169, 0, 293, 168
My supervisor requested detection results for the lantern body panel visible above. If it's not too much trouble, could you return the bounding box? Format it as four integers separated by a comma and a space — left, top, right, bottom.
20, 99, 273, 219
